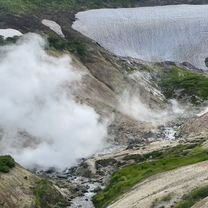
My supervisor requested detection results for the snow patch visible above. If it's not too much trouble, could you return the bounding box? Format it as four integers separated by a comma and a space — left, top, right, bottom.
0, 29, 22, 39
42, 19, 65, 37
73, 5, 208, 70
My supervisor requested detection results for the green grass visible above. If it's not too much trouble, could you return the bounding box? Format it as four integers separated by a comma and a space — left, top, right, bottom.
92, 144, 208, 208
159, 66, 208, 103
160, 193, 172, 202
47, 34, 86, 58
0, 0, 146, 14
0, 155, 15, 173
33, 179, 69, 208
0, 34, 87, 58
175, 185, 208, 208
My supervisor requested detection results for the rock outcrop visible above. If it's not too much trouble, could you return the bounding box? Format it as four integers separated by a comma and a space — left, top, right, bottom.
180, 112, 208, 140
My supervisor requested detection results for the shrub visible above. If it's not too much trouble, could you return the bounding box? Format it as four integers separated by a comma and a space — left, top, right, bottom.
47, 35, 86, 58
33, 179, 69, 208
158, 66, 208, 103
0, 155, 15, 173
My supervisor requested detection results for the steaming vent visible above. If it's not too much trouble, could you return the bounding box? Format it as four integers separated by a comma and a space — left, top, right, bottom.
73, 5, 208, 70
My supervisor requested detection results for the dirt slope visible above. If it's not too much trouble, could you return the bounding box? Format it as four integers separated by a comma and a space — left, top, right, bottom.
0, 164, 38, 208
109, 161, 208, 208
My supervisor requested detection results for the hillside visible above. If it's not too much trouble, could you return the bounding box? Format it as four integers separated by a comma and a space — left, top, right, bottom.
1, 1, 208, 208
0, 156, 69, 208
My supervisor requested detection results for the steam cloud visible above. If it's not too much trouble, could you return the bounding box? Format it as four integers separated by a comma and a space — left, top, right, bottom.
0, 33, 107, 170
116, 70, 184, 125
119, 90, 184, 125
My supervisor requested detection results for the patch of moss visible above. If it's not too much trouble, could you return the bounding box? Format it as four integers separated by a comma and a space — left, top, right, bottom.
0, 155, 15, 173
160, 193, 173, 202
175, 185, 208, 208
47, 34, 86, 58
93, 144, 208, 208
0, 34, 86, 59
158, 66, 208, 103
33, 179, 69, 208
151, 193, 173, 208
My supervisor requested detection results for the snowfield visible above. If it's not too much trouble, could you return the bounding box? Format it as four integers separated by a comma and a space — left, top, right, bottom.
73, 5, 208, 70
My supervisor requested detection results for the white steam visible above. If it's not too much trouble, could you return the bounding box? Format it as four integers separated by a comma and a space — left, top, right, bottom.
118, 71, 184, 125
0, 33, 107, 170
119, 91, 184, 125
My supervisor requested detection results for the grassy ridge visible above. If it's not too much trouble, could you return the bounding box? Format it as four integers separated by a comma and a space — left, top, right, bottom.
93, 144, 208, 208
159, 66, 208, 103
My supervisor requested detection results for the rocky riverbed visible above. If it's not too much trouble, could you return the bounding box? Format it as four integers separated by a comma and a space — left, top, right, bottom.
33, 120, 186, 208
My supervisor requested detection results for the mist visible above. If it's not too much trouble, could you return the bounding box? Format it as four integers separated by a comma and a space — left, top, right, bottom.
0, 33, 107, 170
119, 90, 184, 125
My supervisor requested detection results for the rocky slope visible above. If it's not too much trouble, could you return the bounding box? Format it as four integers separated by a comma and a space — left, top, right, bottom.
180, 112, 208, 140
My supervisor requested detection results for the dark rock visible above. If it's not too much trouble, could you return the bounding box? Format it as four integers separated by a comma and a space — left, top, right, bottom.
45, 167, 56, 174
57, 174, 68, 179
205, 57, 208, 68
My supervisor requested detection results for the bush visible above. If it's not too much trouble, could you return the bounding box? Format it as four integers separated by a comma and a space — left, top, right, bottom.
175, 185, 208, 208
0, 155, 15, 173
48, 35, 86, 58
33, 179, 69, 208
158, 66, 208, 104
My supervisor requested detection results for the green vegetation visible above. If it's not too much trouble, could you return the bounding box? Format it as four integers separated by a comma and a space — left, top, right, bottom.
48, 34, 86, 58
33, 179, 69, 208
93, 144, 208, 208
0, 0, 145, 14
159, 66, 208, 103
160, 193, 173, 202
0, 34, 87, 58
0, 155, 15, 173
175, 185, 208, 208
